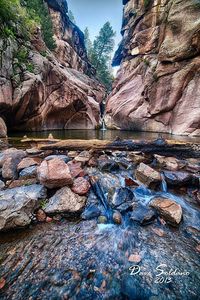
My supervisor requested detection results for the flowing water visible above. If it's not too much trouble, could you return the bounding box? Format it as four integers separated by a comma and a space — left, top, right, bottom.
0, 131, 199, 299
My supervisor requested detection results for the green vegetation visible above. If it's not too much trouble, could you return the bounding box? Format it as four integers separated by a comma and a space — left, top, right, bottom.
0, 0, 56, 50
14, 47, 35, 73
85, 22, 115, 91
144, 0, 151, 8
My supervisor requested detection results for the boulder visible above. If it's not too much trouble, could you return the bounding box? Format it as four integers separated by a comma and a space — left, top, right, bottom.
19, 166, 37, 179
44, 187, 86, 214
71, 177, 90, 195
154, 155, 185, 171
135, 163, 161, 188
112, 187, 134, 208
17, 157, 41, 171
1, 149, 27, 180
0, 180, 5, 190
130, 205, 156, 226
0, 184, 47, 231
163, 171, 198, 187
81, 204, 101, 220
37, 158, 73, 189
150, 197, 182, 226
8, 178, 37, 189
67, 161, 85, 178
113, 211, 122, 224
44, 155, 70, 163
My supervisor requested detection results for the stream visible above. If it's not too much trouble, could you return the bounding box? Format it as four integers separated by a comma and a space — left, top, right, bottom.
0, 131, 199, 299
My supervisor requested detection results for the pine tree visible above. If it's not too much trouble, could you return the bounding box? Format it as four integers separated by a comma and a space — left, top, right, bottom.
85, 22, 115, 91
68, 10, 76, 24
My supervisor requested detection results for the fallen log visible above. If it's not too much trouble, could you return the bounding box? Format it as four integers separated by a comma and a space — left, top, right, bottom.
21, 137, 200, 159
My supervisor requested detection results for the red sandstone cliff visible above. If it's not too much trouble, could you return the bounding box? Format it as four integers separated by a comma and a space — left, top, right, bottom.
0, 0, 105, 136
106, 0, 200, 136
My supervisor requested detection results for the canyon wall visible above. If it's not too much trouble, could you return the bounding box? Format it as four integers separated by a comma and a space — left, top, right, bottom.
0, 0, 105, 136
106, 0, 200, 136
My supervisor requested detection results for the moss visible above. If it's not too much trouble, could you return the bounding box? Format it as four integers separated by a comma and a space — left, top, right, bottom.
26, 63, 34, 73
143, 58, 150, 66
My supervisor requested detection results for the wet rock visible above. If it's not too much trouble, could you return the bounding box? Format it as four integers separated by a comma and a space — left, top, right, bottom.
17, 157, 41, 171
75, 151, 91, 163
113, 211, 122, 224
68, 151, 78, 158
130, 205, 156, 226
67, 161, 85, 178
71, 177, 90, 195
0, 184, 47, 231
154, 155, 185, 171
125, 177, 139, 187
88, 157, 98, 167
152, 227, 165, 237
1, 149, 27, 180
19, 166, 37, 179
0, 180, 5, 190
98, 157, 119, 172
164, 170, 198, 187
36, 209, 47, 222
98, 215, 108, 224
81, 204, 101, 220
128, 253, 141, 263
135, 163, 161, 188
128, 152, 146, 164
37, 158, 73, 189
112, 187, 134, 208
8, 178, 37, 189
150, 197, 182, 226
44, 155, 70, 163
44, 187, 86, 214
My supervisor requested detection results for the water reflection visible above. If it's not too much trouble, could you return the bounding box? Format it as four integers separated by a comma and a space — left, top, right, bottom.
8, 129, 200, 142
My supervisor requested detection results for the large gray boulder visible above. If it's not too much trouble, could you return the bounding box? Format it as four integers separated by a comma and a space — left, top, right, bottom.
44, 186, 86, 214
0, 184, 47, 231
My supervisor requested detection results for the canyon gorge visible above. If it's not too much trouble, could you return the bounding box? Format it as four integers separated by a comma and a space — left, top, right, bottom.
106, 0, 200, 136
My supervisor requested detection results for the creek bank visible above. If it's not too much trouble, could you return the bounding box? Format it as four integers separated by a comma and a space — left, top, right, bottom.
0, 140, 199, 299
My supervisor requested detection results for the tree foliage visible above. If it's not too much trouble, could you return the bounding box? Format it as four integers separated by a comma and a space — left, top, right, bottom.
0, 0, 56, 50
85, 22, 115, 91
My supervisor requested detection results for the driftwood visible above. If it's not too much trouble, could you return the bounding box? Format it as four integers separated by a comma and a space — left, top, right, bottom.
21, 137, 200, 158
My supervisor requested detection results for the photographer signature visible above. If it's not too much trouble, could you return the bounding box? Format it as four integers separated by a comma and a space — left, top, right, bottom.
129, 264, 190, 284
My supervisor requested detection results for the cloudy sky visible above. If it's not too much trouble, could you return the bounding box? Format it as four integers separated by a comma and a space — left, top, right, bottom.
67, 0, 123, 53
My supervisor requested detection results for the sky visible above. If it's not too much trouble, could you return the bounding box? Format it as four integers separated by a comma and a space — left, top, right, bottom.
67, 0, 123, 54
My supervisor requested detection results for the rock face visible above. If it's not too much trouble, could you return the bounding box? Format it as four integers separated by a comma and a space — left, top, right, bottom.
44, 186, 86, 214
1, 149, 27, 180
106, 0, 200, 136
0, 0, 105, 133
37, 158, 73, 189
0, 184, 47, 231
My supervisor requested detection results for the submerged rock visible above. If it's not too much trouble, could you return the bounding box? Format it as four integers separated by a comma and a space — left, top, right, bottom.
71, 177, 91, 195
130, 205, 156, 226
97, 215, 108, 224
36, 209, 47, 222
0, 180, 5, 190
113, 211, 122, 224
37, 158, 73, 189
150, 197, 182, 226
0, 184, 47, 231
112, 187, 134, 208
44, 187, 86, 214
135, 163, 161, 188
81, 204, 101, 220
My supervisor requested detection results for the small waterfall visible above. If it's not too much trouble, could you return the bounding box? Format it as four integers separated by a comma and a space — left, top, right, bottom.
101, 117, 106, 131
161, 172, 167, 192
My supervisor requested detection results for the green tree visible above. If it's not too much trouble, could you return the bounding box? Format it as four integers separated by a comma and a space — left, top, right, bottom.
68, 10, 76, 24
85, 22, 115, 91
84, 27, 93, 57
25, 0, 56, 50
